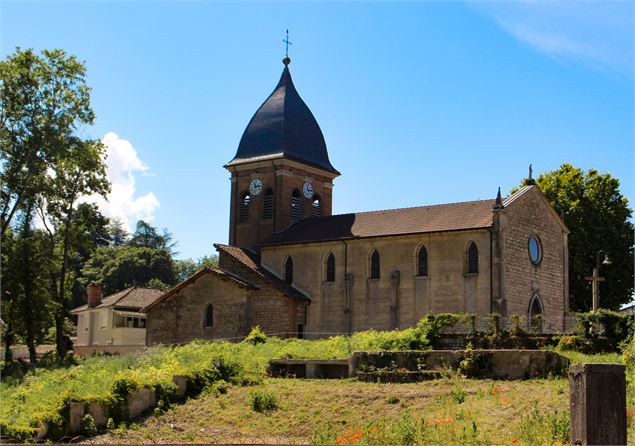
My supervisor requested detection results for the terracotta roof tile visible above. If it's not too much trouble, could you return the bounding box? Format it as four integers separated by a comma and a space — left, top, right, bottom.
214, 243, 310, 301
264, 198, 497, 246
143, 267, 259, 312
71, 287, 164, 313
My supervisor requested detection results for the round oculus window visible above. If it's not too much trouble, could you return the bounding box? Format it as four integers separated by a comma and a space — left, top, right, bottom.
528, 235, 542, 265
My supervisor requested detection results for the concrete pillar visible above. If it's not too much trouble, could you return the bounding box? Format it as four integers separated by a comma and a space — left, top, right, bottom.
569, 363, 626, 446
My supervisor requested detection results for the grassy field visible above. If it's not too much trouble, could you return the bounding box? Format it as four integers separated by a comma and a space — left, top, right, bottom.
84, 375, 606, 446
84, 349, 633, 446
1, 321, 632, 444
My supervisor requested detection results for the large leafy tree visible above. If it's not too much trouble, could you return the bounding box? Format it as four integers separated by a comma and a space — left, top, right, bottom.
1, 48, 109, 358
527, 164, 633, 311
0, 48, 95, 235
82, 246, 177, 296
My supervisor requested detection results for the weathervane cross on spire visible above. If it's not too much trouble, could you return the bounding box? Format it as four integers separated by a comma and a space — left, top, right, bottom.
283, 29, 292, 58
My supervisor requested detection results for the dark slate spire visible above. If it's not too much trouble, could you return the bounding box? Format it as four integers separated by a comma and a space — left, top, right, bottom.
493, 187, 504, 209
227, 60, 339, 175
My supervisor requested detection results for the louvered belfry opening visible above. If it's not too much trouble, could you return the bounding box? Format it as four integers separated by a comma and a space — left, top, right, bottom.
262, 188, 274, 220
239, 193, 251, 223
291, 189, 302, 223
312, 195, 322, 217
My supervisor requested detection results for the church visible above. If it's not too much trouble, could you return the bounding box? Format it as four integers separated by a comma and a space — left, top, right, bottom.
145, 56, 570, 344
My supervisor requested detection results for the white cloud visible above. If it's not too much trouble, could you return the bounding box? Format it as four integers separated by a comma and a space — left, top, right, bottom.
470, 0, 633, 79
86, 132, 160, 232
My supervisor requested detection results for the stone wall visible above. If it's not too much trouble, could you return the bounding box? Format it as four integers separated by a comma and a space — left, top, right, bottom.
146, 272, 249, 345
498, 188, 568, 331
261, 230, 492, 336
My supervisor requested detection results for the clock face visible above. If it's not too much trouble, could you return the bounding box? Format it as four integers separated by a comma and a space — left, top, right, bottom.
303, 181, 314, 199
249, 178, 262, 196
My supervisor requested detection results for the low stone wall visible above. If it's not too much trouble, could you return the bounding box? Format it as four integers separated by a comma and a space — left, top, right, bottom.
349, 350, 569, 380
269, 359, 349, 379
35, 374, 189, 441
73, 345, 146, 357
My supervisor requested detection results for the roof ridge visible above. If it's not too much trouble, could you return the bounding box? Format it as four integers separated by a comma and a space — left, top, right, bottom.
321, 197, 497, 219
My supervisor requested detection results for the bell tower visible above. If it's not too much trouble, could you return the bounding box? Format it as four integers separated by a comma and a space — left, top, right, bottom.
225, 57, 339, 250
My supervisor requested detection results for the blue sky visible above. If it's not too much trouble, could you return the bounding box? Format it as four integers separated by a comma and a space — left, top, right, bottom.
1, 0, 633, 261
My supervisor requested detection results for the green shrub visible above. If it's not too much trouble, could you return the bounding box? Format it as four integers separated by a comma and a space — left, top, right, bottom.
386, 395, 400, 404
244, 326, 268, 345
249, 389, 278, 412
80, 413, 98, 437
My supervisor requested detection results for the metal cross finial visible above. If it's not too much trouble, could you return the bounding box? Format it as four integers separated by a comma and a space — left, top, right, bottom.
283, 29, 292, 58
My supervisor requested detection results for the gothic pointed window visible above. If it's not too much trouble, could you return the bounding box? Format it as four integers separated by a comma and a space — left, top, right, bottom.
370, 249, 380, 279
205, 304, 214, 328
325, 253, 335, 282
284, 257, 294, 285
467, 242, 478, 274
417, 245, 428, 277
291, 189, 302, 223
528, 293, 543, 330
262, 188, 274, 220
312, 195, 322, 217
239, 192, 251, 223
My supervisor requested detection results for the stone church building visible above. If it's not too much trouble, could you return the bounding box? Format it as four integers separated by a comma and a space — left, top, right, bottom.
145, 57, 569, 344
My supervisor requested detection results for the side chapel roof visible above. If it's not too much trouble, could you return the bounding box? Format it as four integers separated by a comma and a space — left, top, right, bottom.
214, 243, 311, 301
225, 60, 339, 175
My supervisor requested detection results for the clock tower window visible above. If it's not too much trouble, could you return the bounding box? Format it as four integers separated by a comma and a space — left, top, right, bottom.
262, 188, 274, 220
291, 189, 302, 223
312, 195, 322, 217
239, 192, 251, 223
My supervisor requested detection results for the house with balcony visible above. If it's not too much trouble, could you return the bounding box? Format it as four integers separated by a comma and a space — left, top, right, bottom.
71, 284, 163, 355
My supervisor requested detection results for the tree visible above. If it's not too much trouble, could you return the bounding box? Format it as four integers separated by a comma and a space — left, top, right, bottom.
0, 48, 95, 235
82, 246, 177, 295
107, 218, 129, 246
128, 220, 178, 254
1, 48, 109, 358
525, 164, 634, 311
175, 255, 219, 282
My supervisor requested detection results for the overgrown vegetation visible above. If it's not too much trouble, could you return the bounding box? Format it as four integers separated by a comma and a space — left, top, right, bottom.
555, 309, 634, 353
2, 314, 633, 443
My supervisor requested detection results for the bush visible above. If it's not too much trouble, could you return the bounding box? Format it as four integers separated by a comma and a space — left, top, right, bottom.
386, 395, 400, 404
249, 389, 278, 412
80, 414, 98, 437
244, 326, 268, 345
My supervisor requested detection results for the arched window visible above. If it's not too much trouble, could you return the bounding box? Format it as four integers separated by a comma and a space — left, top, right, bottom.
204, 304, 213, 328
528, 293, 544, 330
417, 245, 428, 277
239, 192, 251, 223
290, 189, 302, 223
284, 257, 294, 285
325, 253, 335, 282
370, 249, 380, 279
467, 242, 478, 274
312, 195, 322, 217
262, 188, 274, 220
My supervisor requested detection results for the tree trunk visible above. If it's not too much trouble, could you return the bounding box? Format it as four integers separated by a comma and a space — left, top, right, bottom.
55, 203, 74, 358
20, 201, 37, 364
